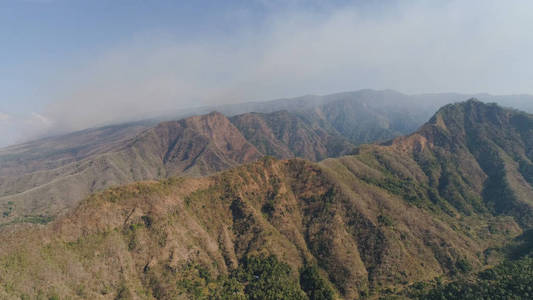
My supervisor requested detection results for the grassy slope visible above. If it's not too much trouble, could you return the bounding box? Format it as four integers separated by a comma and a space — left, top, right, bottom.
0, 153, 522, 299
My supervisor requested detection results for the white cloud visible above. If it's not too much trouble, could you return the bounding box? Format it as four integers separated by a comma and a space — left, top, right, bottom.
30, 112, 52, 126
0, 112, 54, 147
4, 0, 533, 145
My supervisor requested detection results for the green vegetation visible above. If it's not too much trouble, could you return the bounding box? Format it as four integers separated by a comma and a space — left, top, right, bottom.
89, 177, 184, 205
357, 153, 435, 210
233, 255, 308, 300
420, 256, 533, 299
300, 265, 336, 300
22, 215, 54, 224
377, 214, 394, 227
2, 201, 15, 218
0, 214, 54, 228
147, 255, 314, 299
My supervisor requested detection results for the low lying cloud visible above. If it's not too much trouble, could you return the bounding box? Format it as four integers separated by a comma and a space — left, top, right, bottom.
0, 112, 53, 147
4, 0, 533, 146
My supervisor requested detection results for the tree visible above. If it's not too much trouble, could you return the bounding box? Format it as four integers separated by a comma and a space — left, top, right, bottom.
300, 265, 335, 300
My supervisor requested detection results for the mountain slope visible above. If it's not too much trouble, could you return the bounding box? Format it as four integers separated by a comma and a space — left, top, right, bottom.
0, 109, 360, 227
0, 100, 531, 299
379, 100, 533, 224
301, 90, 433, 145
230, 110, 355, 161
132, 111, 262, 177
221, 90, 442, 145
0, 158, 517, 299
0, 112, 262, 225
0, 120, 152, 178
219, 90, 533, 146
3, 90, 532, 228
3, 90, 532, 180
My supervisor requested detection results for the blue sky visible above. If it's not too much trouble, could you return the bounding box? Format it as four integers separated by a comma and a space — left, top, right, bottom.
0, 0, 276, 144
1, 0, 265, 113
1, 0, 533, 146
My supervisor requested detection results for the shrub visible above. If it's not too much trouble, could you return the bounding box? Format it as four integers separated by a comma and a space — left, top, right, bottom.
233, 255, 307, 300
300, 265, 335, 300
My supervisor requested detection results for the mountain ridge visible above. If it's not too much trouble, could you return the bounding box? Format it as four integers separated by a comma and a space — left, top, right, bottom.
0, 100, 531, 299
0, 109, 356, 225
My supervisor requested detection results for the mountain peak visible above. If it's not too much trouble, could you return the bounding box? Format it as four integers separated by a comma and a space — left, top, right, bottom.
389, 99, 533, 225
427, 99, 512, 131
180, 110, 228, 126
204, 110, 226, 118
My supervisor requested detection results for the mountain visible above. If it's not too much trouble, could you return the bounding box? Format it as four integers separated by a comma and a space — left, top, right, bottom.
134, 111, 262, 177
0, 100, 531, 299
0, 110, 357, 226
230, 110, 355, 161
2, 90, 531, 204
0, 120, 153, 178
382, 99, 533, 224
0, 89, 442, 226
0, 112, 262, 225
195, 90, 533, 147
216, 90, 533, 145
220, 90, 444, 145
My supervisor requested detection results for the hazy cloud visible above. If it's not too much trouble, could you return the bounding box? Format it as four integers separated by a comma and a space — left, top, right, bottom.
0, 112, 53, 147
5, 0, 533, 145
0, 112, 11, 122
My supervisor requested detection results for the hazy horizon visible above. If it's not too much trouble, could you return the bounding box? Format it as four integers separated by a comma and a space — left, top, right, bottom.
2, 0, 533, 146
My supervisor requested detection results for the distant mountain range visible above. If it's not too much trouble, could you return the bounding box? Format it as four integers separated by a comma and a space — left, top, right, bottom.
0, 99, 532, 299
1, 90, 533, 227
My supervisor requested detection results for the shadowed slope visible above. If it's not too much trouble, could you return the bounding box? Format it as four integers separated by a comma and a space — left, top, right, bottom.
378, 100, 533, 225
230, 110, 355, 161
